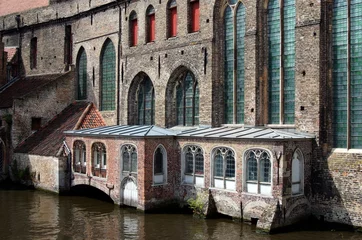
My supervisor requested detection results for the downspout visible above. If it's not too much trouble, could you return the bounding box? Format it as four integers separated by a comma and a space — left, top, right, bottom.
117, 2, 122, 125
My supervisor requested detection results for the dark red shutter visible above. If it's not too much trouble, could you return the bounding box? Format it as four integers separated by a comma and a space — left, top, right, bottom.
191, 1, 200, 32
170, 7, 177, 37
132, 19, 138, 46
149, 14, 155, 42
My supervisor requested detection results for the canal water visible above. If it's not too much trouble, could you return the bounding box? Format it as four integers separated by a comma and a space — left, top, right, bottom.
0, 189, 361, 240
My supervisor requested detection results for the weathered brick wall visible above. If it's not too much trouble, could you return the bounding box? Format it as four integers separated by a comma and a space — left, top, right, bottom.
12, 72, 74, 146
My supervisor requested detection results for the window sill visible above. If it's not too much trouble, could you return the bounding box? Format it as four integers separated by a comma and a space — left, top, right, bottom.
265, 124, 295, 129
152, 183, 167, 187
241, 192, 273, 198
331, 148, 362, 154
291, 193, 304, 197
188, 31, 200, 35
166, 36, 178, 40
145, 41, 155, 45
209, 187, 237, 193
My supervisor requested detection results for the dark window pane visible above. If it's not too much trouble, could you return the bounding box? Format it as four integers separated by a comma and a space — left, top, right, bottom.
154, 148, 163, 174
225, 151, 235, 178
247, 152, 258, 181
131, 152, 138, 173
214, 153, 223, 177
123, 152, 130, 172
185, 152, 193, 174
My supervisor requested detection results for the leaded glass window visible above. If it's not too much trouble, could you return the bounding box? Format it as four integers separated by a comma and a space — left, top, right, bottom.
185, 152, 193, 174
122, 145, 137, 173
77, 48, 87, 100
176, 71, 199, 126
213, 147, 235, 190
100, 39, 116, 111
224, 2, 245, 124
267, 0, 296, 124
183, 145, 204, 185
333, 0, 362, 149
138, 77, 155, 125
244, 149, 272, 195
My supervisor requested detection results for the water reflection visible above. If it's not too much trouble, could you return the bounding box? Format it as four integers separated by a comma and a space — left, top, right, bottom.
0, 190, 361, 240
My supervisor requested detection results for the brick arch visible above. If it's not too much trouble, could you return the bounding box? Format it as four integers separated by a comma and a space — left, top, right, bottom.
127, 72, 155, 125
165, 66, 198, 127
71, 181, 116, 203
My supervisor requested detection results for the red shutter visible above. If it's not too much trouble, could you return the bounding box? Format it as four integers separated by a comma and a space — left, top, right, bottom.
170, 7, 177, 37
191, 1, 200, 32
149, 14, 155, 42
132, 19, 138, 46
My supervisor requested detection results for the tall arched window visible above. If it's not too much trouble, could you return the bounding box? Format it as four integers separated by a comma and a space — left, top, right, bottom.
138, 77, 155, 125
245, 149, 272, 195
122, 144, 138, 173
73, 140, 86, 174
182, 145, 204, 186
77, 47, 87, 100
100, 39, 116, 111
332, 0, 362, 149
92, 142, 107, 178
168, 0, 177, 37
224, 1, 245, 124
212, 147, 235, 190
292, 149, 304, 195
267, 0, 296, 125
130, 11, 138, 46
153, 146, 167, 184
176, 71, 199, 126
146, 6, 156, 42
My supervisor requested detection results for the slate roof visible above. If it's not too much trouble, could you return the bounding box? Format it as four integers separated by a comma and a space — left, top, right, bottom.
64, 125, 176, 138
0, 73, 64, 109
15, 102, 106, 156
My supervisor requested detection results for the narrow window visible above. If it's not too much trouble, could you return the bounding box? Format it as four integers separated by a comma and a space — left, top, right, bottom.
73, 141, 86, 174
122, 145, 137, 173
64, 25, 72, 65
224, 2, 245, 124
130, 11, 138, 46
212, 147, 235, 190
30, 37, 37, 69
245, 149, 272, 195
292, 149, 304, 195
168, 0, 177, 37
138, 76, 155, 125
176, 71, 199, 126
153, 146, 167, 184
100, 39, 116, 111
154, 148, 163, 174
147, 6, 156, 42
267, 0, 296, 124
92, 143, 107, 178
190, 0, 200, 32
31, 117, 41, 131
77, 48, 87, 100
183, 146, 204, 186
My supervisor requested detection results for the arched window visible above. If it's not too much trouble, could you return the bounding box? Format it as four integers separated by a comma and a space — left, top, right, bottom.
138, 76, 155, 125
122, 145, 138, 173
212, 147, 235, 190
292, 149, 304, 195
267, 0, 296, 124
245, 149, 272, 195
153, 145, 167, 184
77, 47, 87, 100
224, 2, 245, 124
332, 0, 362, 149
146, 6, 156, 42
189, 0, 200, 33
100, 39, 116, 111
73, 140, 86, 174
176, 71, 199, 126
168, 0, 177, 37
182, 145, 204, 186
130, 11, 138, 46
30, 37, 37, 69
92, 142, 107, 178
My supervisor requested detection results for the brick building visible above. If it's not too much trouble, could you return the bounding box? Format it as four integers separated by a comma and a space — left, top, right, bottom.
0, 0, 361, 233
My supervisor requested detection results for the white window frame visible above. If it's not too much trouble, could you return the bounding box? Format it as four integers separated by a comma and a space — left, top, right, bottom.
211, 146, 236, 191
181, 145, 204, 187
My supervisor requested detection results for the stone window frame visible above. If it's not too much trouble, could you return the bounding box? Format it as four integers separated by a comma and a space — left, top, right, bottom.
211, 146, 236, 191
167, 0, 178, 38
76, 47, 87, 100
291, 148, 304, 195
30, 37, 37, 70
129, 11, 138, 47
181, 145, 204, 186
266, 0, 296, 126
243, 148, 273, 196
91, 142, 107, 178
153, 144, 167, 185
121, 144, 138, 174
99, 38, 116, 111
222, 0, 246, 124
73, 140, 86, 174
146, 5, 156, 43
188, 0, 200, 33
331, 0, 362, 149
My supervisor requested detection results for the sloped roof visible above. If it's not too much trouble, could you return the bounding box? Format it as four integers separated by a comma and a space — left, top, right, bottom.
15, 102, 106, 156
4, 47, 17, 63
65, 125, 176, 138
0, 73, 64, 109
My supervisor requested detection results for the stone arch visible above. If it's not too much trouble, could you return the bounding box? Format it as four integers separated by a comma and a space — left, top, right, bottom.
165, 66, 199, 127
120, 176, 138, 207
71, 182, 115, 203
128, 72, 155, 125
243, 200, 270, 220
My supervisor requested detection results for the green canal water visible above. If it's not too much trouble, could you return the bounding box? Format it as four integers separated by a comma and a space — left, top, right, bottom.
0, 189, 361, 240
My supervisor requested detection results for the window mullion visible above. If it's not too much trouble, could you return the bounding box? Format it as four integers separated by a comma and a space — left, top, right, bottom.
233, 9, 237, 124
